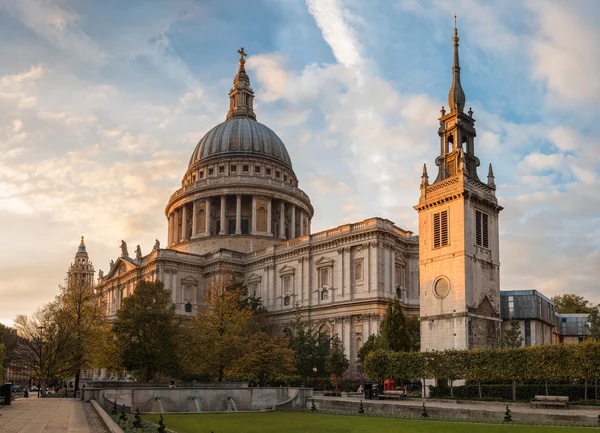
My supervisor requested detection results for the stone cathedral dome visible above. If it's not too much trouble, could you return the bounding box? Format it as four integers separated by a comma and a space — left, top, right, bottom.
164, 48, 313, 255
188, 118, 293, 170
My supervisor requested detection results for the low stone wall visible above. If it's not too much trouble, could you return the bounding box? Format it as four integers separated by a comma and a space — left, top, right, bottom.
83, 386, 312, 413
311, 397, 598, 424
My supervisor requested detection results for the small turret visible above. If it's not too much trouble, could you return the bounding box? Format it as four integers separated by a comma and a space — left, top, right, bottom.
421, 164, 429, 187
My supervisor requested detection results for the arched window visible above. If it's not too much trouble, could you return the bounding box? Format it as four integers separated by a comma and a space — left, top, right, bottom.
320, 268, 330, 287
284, 295, 290, 306
354, 261, 363, 281
321, 288, 328, 301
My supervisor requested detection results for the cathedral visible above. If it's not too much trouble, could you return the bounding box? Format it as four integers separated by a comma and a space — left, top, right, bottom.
68, 25, 507, 374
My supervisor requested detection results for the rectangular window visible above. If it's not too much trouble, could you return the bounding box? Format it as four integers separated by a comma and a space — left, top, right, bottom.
228, 219, 236, 234
266, 168, 272, 176
241, 219, 250, 234
231, 164, 237, 172
433, 210, 449, 248
254, 166, 261, 174
524, 320, 531, 346
508, 296, 514, 317
275, 171, 281, 178
208, 167, 214, 176
243, 165, 249, 172
475, 210, 489, 248
199, 170, 204, 179
219, 166, 225, 174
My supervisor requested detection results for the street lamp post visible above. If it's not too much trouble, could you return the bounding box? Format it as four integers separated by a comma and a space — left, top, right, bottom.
37, 326, 45, 398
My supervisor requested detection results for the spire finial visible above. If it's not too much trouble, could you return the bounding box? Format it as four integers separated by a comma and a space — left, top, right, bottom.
81, 235, 84, 244
226, 47, 257, 121
448, 16, 466, 112
421, 163, 429, 187
487, 163, 496, 188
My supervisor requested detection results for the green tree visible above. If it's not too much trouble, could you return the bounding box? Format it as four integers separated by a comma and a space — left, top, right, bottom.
286, 312, 329, 381
363, 349, 393, 382
357, 334, 385, 367
326, 335, 349, 395
587, 308, 600, 340
552, 294, 594, 314
112, 280, 183, 382
379, 299, 419, 352
0, 324, 18, 372
501, 319, 524, 349
0, 344, 5, 382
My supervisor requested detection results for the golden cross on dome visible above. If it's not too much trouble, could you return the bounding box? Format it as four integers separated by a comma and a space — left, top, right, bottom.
238, 47, 247, 60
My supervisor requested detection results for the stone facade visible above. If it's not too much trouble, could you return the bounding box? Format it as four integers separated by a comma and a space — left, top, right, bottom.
415, 25, 503, 351
92, 49, 419, 374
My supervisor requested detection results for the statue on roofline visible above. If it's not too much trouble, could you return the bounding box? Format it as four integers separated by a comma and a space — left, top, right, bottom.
120, 240, 128, 257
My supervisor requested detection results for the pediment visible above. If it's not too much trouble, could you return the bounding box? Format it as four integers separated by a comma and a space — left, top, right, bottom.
104, 257, 138, 280
181, 276, 198, 285
474, 295, 498, 317
315, 256, 334, 268
247, 273, 262, 283
278, 265, 296, 276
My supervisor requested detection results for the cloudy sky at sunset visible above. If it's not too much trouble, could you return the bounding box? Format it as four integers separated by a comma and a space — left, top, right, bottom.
1, 0, 599, 325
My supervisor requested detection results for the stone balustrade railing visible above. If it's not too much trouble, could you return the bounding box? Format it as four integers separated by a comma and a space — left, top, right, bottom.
168, 175, 311, 204
246, 217, 416, 260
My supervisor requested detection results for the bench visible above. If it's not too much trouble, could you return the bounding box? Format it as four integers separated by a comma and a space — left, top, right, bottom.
379, 391, 407, 400
530, 395, 569, 409
0, 396, 5, 407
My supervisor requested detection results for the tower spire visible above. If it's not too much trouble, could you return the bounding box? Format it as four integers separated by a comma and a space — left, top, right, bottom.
226, 47, 257, 121
448, 16, 466, 113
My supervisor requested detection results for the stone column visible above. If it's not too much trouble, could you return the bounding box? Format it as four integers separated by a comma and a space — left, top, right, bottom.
173, 209, 179, 245
279, 201, 285, 239
251, 196, 257, 234
181, 205, 188, 241
192, 201, 197, 237
205, 198, 211, 235
168, 213, 173, 246
235, 195, 242, 234
219, 195, 226, 235
300, 211, 305, 236
290, 204, 296, 239
267, 198, 272, 235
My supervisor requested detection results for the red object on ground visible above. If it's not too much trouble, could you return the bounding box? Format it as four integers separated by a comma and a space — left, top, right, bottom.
384, 379, 396, 391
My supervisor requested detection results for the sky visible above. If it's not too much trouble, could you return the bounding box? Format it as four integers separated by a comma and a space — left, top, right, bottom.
0, 0, 599, 326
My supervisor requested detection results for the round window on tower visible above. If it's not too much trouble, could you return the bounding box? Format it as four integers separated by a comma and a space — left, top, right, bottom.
433, 277, 450, 299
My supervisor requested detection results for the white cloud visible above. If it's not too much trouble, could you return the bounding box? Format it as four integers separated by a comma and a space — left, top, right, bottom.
305, 0, 364, 68
527, 0, 600, 106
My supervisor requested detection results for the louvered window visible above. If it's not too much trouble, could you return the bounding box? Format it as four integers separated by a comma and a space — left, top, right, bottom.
475, 210, 489, 248
433, 210, 449, 248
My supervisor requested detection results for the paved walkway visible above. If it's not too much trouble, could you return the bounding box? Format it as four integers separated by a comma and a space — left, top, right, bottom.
0, 396, 103, 433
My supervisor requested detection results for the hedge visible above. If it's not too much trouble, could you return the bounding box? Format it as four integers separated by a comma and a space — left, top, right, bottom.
429, 384, 597, 402
363, 339, 600, 401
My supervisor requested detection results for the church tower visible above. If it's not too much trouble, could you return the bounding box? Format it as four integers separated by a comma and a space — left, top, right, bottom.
67, 236, 95, 289
415, 22, 503, 351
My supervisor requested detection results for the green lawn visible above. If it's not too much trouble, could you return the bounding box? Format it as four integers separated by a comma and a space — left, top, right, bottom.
143, 412, 598, 433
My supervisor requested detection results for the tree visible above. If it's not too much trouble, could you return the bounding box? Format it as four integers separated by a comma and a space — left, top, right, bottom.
379, 299, 419, 352
0, 324, 18, 372
587, 308, 600, 340
286, 312, 329, 381
501, 319, 524, 349
13, 302, 76, 396
326, 335, 349, 395
552, 294, 595, 314
185, 281, 254, 382
357, 334, 385, 367
57, 274, 107, 397
233, 331, 295, 386
0, 344, 5, 382
112, 280, 183, 382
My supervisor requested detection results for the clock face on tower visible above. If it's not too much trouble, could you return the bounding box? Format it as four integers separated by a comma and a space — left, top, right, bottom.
433, 276, 451, 299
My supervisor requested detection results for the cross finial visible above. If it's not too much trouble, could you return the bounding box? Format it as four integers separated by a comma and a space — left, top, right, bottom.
238, 47, 247, 60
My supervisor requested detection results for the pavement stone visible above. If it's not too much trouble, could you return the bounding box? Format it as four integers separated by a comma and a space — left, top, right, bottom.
0, 396, 103, 433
